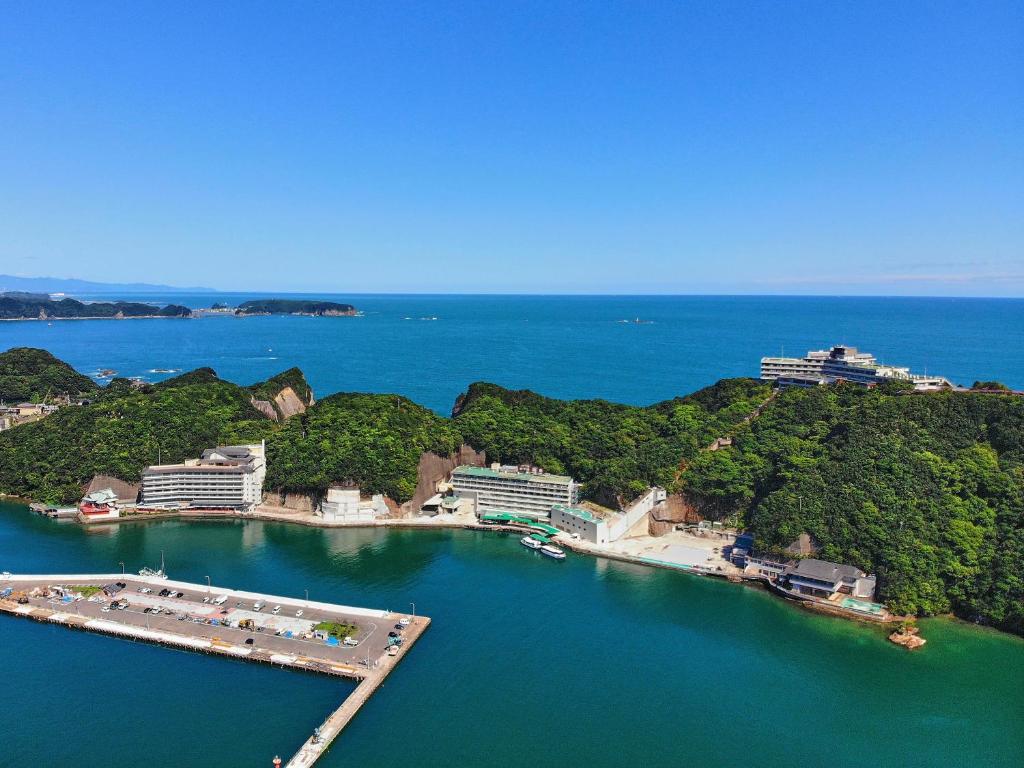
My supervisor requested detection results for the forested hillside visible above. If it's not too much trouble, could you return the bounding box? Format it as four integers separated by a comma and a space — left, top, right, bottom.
0, 369, 276, 502
682, 383, 1024, 633
2, 348, 1022, 635
265, 393, 460, 502
0, 347, 99, 403
451, 379, 771, 506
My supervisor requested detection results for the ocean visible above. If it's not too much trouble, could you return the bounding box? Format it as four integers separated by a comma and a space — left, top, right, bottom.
2, 294, 1022, 412
1, 507, 1022, 768
1, 295, 1023, 767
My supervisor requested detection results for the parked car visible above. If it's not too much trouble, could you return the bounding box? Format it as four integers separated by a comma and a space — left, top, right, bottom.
245, 638, 254, 645
295, 610, 303, 617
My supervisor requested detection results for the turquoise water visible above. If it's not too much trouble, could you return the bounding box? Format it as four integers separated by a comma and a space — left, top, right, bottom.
1, 503, 1022, 767
2, 295, 1022, 411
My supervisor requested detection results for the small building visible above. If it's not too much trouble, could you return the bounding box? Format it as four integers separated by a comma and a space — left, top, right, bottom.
782, 558, 876, 599
419, 493, 472, 517
744, 553, 789, 580
550, 505, 611, 545
319, 487, 389, 522
84, 475, 140, 508
78, 488, 121, 521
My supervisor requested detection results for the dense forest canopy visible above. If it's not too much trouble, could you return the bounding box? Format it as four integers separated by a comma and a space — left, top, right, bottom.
266, 392, 460, 501
0, 371, 270, 503
681, 383, 1024, 634
0, 347, 99, 403
451, 379, 771, 506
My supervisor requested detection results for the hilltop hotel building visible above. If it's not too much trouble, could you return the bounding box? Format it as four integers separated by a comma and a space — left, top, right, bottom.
451, 464, 580, 520
140, 443, 266, 510
761, 345, 951, 391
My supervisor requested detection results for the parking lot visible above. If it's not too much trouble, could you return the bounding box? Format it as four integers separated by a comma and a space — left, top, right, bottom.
2, 575, 413, 669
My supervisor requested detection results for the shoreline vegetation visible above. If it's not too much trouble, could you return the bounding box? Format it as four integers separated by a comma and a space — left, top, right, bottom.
0, 346, 1021, 638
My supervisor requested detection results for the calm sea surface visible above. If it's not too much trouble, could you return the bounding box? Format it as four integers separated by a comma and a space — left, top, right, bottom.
1, 506, 1023, 768
2, 294, 1022, 411
1, 296, 1023, 766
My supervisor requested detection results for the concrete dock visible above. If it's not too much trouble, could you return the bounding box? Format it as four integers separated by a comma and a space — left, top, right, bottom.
0, 572, 430, 765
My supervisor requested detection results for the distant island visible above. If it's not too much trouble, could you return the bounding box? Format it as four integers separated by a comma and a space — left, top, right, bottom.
0, 293, 192, 321
234, 299, 357, 317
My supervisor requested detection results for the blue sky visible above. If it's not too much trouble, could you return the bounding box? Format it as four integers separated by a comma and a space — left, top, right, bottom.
1, 1, 1021, 295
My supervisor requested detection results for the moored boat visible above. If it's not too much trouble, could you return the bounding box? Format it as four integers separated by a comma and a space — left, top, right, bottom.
521, 536, 543, 550
540, 544, 566, 560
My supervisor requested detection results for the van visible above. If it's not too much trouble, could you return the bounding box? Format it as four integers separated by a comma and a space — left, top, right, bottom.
253, 601, 265, 611
343, 637, 359, 647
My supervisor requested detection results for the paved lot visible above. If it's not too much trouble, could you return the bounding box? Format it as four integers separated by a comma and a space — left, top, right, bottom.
3, 577, 409, 668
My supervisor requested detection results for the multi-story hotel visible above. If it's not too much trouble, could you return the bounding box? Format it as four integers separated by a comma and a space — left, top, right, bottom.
140, 442, 266, 510
761, 345, 951, 390
451, 464, 580, 520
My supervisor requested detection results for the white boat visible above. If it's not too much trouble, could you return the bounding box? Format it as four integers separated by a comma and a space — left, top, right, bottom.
540, 544, 566, 560
520, 536, 543, 550
139, 551, 168, 579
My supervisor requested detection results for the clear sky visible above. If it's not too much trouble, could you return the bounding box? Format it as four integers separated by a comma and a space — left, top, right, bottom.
1, 1, 1021, 295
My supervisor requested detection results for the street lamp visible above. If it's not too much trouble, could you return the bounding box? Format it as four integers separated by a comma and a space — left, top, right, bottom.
205, 575, 211, 593
304, 589, 309, 606
410, 602, 415, 619
118, 561, 125, 575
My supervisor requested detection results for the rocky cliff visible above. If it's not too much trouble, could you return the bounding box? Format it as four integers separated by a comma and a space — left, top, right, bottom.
400, 444, 486, 515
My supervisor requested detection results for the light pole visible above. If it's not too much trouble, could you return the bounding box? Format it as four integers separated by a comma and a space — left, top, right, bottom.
118, 561, 125, 575
304, 589, 309, 607
410, 602, 415, 619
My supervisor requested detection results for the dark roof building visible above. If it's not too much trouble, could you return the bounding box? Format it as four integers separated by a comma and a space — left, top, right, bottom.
783, 558, 876, 599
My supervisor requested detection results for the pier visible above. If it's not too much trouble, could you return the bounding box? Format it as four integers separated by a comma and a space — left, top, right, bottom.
0, 572, 430, 765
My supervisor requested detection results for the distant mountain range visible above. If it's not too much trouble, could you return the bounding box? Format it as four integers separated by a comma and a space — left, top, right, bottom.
0, 275, 216, 294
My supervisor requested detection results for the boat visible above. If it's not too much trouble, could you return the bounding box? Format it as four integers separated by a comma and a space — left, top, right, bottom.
139, 551, 169, 580
540, 544, 566, 560
520, 536, 543, 550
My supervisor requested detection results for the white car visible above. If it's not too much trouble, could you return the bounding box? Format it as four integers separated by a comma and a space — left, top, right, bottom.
343, 637, 359, 646
295, 610, 303, 617
272, 606, 281, 614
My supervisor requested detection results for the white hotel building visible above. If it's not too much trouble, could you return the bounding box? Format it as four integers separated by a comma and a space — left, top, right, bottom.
451, 464, 580, 520
761, 345, 951, 390
140, 443, 266, 510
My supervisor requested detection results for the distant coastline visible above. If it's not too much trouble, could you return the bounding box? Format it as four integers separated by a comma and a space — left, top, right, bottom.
1, 293, 359, 321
